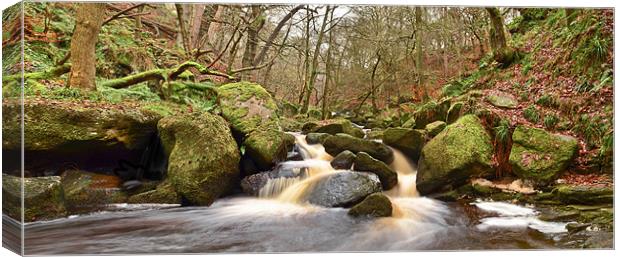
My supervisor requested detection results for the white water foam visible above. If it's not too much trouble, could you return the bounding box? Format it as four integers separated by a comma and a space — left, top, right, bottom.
472, 200, 568, 234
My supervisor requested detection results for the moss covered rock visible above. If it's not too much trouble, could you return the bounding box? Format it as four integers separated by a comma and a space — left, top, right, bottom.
425, 121, 447, 137
486, 90, 518, 109
2, 174, 67, 222
366, 130, 385, 140
382, 128, 425, 161
354, 152, 398, 190
323, 133, 394, 164
348, 193, 393, 218
127, 181, 181, 204
446, 101, 465, 124
216, 81, 280, 135
2, 99, 161, 151
61, 170, 127, 213
306, 132, 331, 145
158, 112, 240, 206
411, 99, 451, 129
416, 115, 494, 195
553, 185, 613, 205
303, 119, 364, 138
509, 126, 578, 183
244, 127, 295, 171
331, 150, 356, 170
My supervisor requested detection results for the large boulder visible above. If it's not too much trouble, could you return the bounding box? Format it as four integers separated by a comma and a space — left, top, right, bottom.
416, 115, 494, 195
425, 121, 447, 137
303, 119, 365, 138
2, 99, 161, 151
553, 185, 613, 205
2, 175, 67, 221
244, 127, 295, 171
216, 81, 280, 135
127, 181, 181, 204
486, 90, 518, 109
323, 134, 394, 164
305, 171, 382, 207
382, 128, 425, 161
61, 170, 127, 213
158, 113, 240, 206
331, 150, 356, 170
348, 193, 393, 218
354, 152, 398, 190
509, 126, 578, 183
306, 132, 331, 145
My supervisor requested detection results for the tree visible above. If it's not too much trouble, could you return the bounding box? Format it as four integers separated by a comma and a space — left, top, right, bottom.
486, 7, 517, 66
300, 6, 332, 114
68, 3, 106, 90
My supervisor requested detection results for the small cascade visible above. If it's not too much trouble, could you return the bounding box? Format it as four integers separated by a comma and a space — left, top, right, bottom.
385, 147, 419, 198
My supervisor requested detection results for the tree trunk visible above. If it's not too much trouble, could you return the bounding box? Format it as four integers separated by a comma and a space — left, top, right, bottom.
175, 4, 191, 55
414, 7, 427, 100
301, 6, 331, 114
188, 4, 205, 50
68, 3, 106, 91
254, 5, 303, 66
240, 5, 265, 80
207, 5, 224, 50
486, 7, 516, 66
321, 9, 336, 120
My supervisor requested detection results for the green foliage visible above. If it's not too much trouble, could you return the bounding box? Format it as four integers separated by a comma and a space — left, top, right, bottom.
97, 83, 162, 103
543, 114, 559, 129
523, 105, 540, 123
494, 119, 511, 143
572, 113, 612, 149
520, 54, 533, 75
536, 94, 559, 108
169, 82, 218, 112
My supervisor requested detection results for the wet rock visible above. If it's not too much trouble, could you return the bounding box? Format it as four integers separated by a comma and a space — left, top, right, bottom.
354, 152, 398, 190
306, 132, 331, 145
2, 174, 67, 221
240, 172, 272, 196
306, 171, 382, 207
425, 121, 447, 137
244, 128, 295, 171
158, 112, 240, 206
553, 185, 613, 205
382, 127, 425, 161
127, 181, 181, 204
303, 119, 365, 138
348, 193, 393, 218
565, 223, 590, 233
509, 126, 579, 183
323, 133, 394, 164
416, 115, 494, 195
61, 170, 127, 213
486, 90, 518, 109
331, 150, 356, 170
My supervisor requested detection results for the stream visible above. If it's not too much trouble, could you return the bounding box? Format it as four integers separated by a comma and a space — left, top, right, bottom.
20, 134, 586, 254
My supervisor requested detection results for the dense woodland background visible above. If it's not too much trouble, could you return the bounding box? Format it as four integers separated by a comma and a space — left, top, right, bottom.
1, 3, 614, 173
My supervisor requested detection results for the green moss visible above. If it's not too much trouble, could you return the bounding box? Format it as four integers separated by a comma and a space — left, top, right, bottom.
216, 81, 280, 135
244, 126, 295, 170
553, 185, 613, 205
2, 175, 67, 222
127, 181, 181, 204
61, 170, 127, 213
509, 126, 578, 183
416, 115, 494, 194
382, 128, 425, 161
348, 193, 392, 218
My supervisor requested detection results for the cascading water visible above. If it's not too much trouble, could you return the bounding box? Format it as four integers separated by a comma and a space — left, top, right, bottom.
21, 132, 578, 254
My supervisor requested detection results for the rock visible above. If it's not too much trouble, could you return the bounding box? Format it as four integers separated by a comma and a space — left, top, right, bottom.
306, 171, 382, 207
486, 90, 518, 109
2, 99, 161, 151
401, 118, 416, 128
240, 172, 272, 196
382, 128, 425, 161
331, 150, 356, 170
158, 113, 240, 206
304, 119, 365, 138
425, 121, 447, 137
416, 115, 494, 195
553, 185, 613, 205
323, 133, 394, 164
127, 181, 181, 204
538, 210, 580, 222
509, 126, 579, 183
301, 121, 319, 134
61, 170, 127, 213
365, 130, 384, 140
2, 175, 66, 221
565, 223, 590, 233
348, 193, 393, 218
411, 99, 451, 129
354, 152, 398, 190
306, 132, 331, 145
244, 127, 295, 171
216, 81, 280, 135
446, 101, 465, 124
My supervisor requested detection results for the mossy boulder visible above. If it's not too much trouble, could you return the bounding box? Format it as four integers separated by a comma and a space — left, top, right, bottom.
553, 185, 613, 205
127, 181, 181, 204
446, 101, 465, 124
401, 118, 416, 128
382, 128, 425, 161
509, 126, 579, 183
411, 99, 451, 129
416, 115, 494, 195
305, 171, 382, 207
323, 133, 394, 164
2, 174, 67, 222
366, 130, 385, 140
348, 193, 393, 218
425, 121, 447, 137
354, 152, 398, 190
216, 81, 280, 135
244, 127, 295, 171
485, 90, 518, 109
2, 99, 161, 151
158, 112, 240, 206
331, 150, 356, 170
303, 119, 364, 138
306, 132, 331, 145
61, 170, 127, 213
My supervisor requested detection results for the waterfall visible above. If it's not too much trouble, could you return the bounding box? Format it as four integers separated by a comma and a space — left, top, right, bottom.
385, 147, 419, 197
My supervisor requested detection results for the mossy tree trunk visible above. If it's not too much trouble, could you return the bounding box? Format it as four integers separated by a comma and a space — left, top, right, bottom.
68, 3, 106, 91
485, 7, 517, 66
